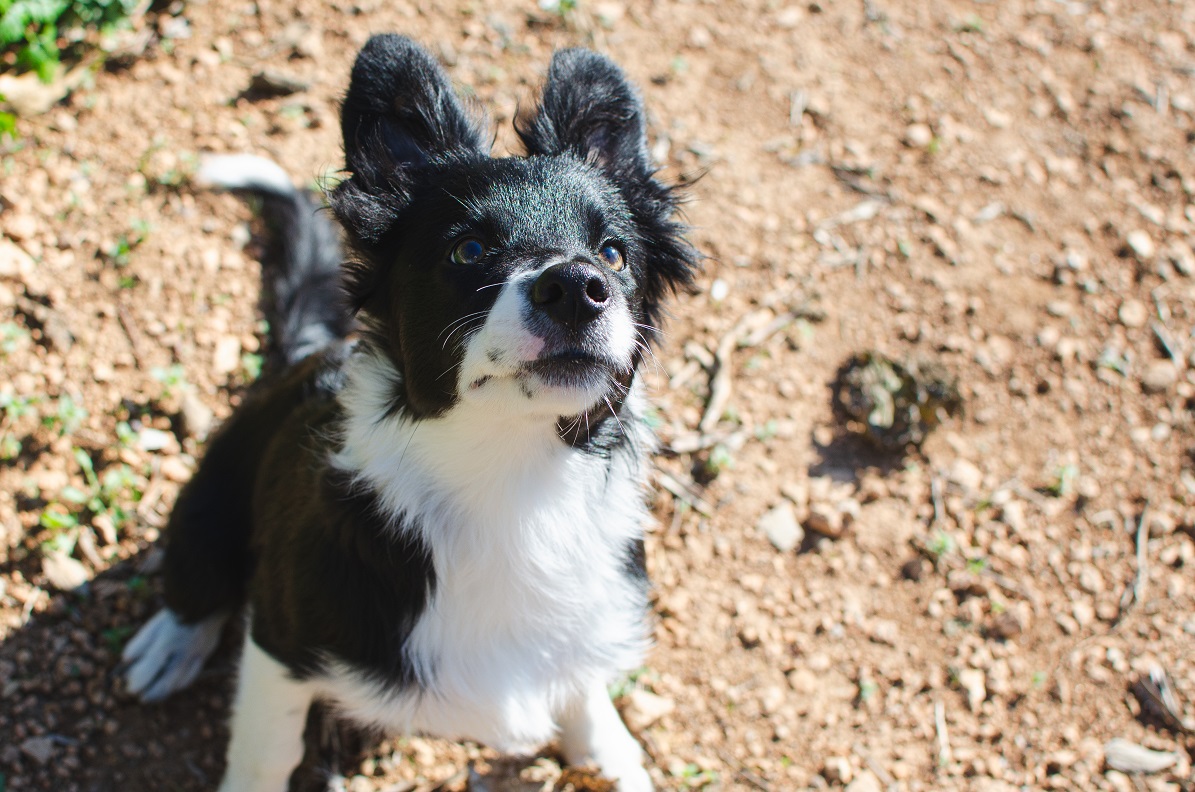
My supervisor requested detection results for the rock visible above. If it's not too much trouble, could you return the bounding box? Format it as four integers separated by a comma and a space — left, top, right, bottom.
900, 557, 925, 581
42, 549, 89, 591
947, 458, 983, 495
20, 736, 55, 765
958, 668, 986, 712
1125, 230, 1155, 261
904, 123, 933, 148
1103, 739, 1177, 774
709, 278, 729, 302
0, 238, 35, 278
845, 771, 883, 792
180, 391, 215, 440
758, 502, 803, 552
824, 756, 853, 785
621, 689, 675, 732
806, 503, 846, 539
213, 335, 242, 375
1117, 299, 1148, 329
988, 611, 1022, 640
787, 667, 817, 694
1141, 360, 1177, 393
245, 70, 310, 99
160, 456, 193, 483
137, 427, 178, 453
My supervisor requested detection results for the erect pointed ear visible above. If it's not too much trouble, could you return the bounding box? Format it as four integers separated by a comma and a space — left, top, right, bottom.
340, 34, 489, 180
516, 49, 652, 178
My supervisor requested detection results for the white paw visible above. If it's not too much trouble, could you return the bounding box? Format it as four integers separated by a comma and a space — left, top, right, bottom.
122, 608, 227, 701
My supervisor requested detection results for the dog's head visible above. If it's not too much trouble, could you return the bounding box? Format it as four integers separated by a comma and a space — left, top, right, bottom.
331, 35, 696, 430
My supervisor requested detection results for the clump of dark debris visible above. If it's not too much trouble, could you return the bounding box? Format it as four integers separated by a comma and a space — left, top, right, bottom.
834, 351, 962, 451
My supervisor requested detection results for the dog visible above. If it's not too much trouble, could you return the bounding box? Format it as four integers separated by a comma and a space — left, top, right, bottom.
120, 34, 696, 792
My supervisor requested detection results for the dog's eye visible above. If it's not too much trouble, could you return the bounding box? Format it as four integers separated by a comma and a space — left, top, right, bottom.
450, 238, 486, 266
598, 244, 625, 272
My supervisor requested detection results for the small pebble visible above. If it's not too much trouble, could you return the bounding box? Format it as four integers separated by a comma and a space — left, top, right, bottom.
43, 550, 89, 591
824, 756, 853, 785
20, 736, 56, 765
160, 456, 193, 483
900, 557, 925, 581
805, 503, 847, 539
213, 336, 242, 375
757, 502, 803, 552
1118, 299, 1148, 328
1141, 360, 1177, 393
958, 668, 987, 712
622, 689, 676, 731
181, 390, 215, 440
845, 771, 883, 792
1125, 230, 1155, 261
904, 123, 933, 148
709, 278, 729, 302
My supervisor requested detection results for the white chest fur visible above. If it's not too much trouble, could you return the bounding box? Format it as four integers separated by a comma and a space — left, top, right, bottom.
324, 353, 651, 750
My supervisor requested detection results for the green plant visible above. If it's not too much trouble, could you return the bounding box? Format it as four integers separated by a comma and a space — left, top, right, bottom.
1045, 463, 1078, 498
0, 392, 35, 421
538, 0, 577, 15
101, 624, 134, 653
241, 352, 263, 382
39, 505, 77, 531
41, 394, 87, 435
956, 13, 984, 33
927, 529, 956, 559
673, 763, 717, 788
150, 363, 189, 398
0, 392, 35, 460
59, 447, 140, 530
965, 556, 989, 574
608, 666, 649, 700
703, 443, 734, 478
753, 419, 779, 441
104, 219, 149, 267
0, 322, 29, 354
0, 0, 143, 82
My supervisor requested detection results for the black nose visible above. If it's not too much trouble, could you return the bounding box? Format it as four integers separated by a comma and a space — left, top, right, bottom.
531, 261, 610, 330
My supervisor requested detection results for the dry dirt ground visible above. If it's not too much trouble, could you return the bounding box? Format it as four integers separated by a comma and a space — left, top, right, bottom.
2, 0, 1195, 790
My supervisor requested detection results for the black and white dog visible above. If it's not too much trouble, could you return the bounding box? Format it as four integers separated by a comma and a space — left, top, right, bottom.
120, 34, 696, 792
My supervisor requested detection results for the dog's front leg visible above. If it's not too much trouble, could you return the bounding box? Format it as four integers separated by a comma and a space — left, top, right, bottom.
218, 636, 316, 792
558, 681, 653, 792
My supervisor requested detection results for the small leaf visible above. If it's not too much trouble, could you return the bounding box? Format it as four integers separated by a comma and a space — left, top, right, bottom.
59, 485, 88, 504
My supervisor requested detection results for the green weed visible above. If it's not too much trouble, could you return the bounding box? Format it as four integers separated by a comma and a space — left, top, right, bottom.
0, 0, 143, 82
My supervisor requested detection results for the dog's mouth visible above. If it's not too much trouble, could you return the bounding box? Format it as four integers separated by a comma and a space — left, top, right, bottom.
519, 351, 617, 389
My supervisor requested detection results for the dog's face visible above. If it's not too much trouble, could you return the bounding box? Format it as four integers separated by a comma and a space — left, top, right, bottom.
331, 36, 696, 425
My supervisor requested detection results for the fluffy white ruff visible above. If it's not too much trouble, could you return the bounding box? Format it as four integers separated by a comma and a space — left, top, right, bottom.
329, 349, 652, 750
457, 270, 638, 418
122, 608, 227, 702
195, 153, 296, 197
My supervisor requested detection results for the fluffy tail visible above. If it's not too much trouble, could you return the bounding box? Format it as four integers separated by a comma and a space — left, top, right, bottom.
122, 156, 350, 703
196, 154, 351, 365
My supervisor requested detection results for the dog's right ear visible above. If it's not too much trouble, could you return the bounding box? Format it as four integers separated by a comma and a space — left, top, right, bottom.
333, 35, 487, 253
341, 34, 487, 178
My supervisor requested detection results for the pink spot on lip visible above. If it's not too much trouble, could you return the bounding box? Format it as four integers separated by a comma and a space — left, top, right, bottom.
470, 376, 492, 389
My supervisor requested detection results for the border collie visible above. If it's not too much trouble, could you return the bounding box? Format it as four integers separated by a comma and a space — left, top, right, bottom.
120, 34, 696, 792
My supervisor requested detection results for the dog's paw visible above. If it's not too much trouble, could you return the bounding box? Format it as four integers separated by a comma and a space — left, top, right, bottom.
122, 608, 227, 702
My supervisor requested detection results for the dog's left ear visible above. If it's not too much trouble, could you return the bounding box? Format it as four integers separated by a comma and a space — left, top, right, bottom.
519, 50, 700, 336
516, 49, 651, 180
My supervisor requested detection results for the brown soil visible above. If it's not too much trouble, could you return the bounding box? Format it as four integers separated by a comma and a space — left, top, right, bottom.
2, 0, 1194, 790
